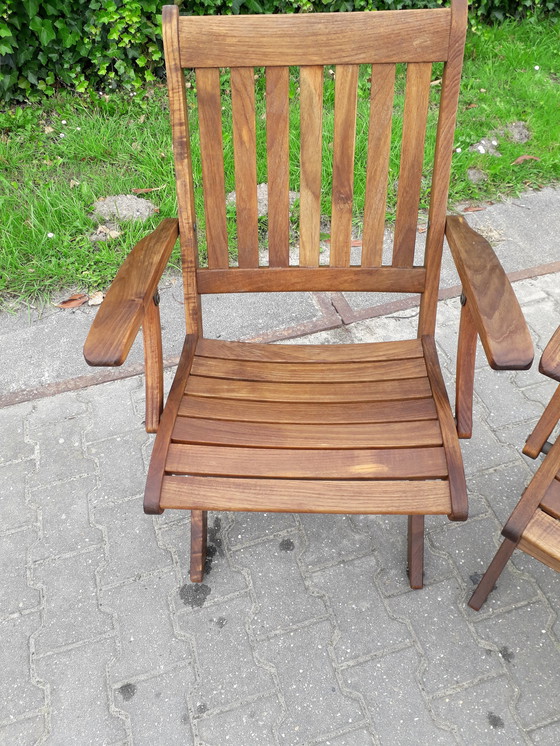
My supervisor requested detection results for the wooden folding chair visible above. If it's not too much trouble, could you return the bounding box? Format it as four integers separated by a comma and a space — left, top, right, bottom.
84, 1, 533, 589
469, 326, 560, 610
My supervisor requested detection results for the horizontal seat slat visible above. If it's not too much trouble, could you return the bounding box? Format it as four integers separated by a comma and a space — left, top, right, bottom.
160, 475, 451, 514
196, 266, 426, 294
519, 510, 560, 572
178, 10, 452, 67
165, 444, 449, 479
195, 337, 424, 363
179, 395, 438, 424
171, 417, 442, 449
190, 356, 427, 383
185, 376, 432, 402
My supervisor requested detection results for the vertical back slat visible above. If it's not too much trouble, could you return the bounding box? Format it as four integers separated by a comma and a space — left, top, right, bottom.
231, 67, 259, 268
392, 62, 432, 268
299, 66, 324, 267
196, 67, 229, 269
361, 63, 396, 267
266, 67, 290, 267
419, 0, 468, 335
330, 65, 359, 267
162, 5, 202, 335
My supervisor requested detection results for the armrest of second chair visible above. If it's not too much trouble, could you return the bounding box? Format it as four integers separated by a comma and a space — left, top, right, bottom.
445, 214, 533, 371
83, 218, 179, 367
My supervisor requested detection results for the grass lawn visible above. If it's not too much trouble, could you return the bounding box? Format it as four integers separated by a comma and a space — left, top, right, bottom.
0, 18, 558, 306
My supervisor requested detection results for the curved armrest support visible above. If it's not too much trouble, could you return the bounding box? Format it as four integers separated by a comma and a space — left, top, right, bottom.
540, 325, 560, 383
445, 215, 533, 370
83, 218, 179, 367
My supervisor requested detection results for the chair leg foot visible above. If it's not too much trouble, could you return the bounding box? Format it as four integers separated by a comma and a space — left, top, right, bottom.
190, 510, 207, 583
407, 515, 424, 589
468, 538, 517, 611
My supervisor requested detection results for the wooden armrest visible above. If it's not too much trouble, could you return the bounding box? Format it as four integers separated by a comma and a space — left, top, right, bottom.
83, 218, 179, 366
445, 215, 533, 370
540, 326, 560, 382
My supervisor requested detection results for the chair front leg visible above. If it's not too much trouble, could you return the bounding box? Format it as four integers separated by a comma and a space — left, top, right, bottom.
190, 510, 208, 583
407, 515, 424, 589
142, 290, 164, 434
523, 385, 560, 459
468, 537, 517, 610
455, 295, 477, 439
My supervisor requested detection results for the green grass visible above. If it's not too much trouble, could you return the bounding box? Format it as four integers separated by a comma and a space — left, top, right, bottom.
0, 18, 558, 305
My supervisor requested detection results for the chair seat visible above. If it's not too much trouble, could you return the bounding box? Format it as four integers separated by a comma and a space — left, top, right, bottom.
158, 337, 455, 516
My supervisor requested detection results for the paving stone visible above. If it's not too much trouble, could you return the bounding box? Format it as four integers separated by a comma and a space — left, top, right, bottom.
1, 527, 40, 617
432, 676, 525, 744
521, 380, 559, 409
466, 460, 533, 526
95, 495, 173, 587
319, 728, 376, 745
88, 430, 149, 502
196, 695, 282, 745
343, 646, 455, 745
474, 367, 543, 429
309, 555, 410, 665
29, 475, 101, 561
388, 578, 503, 695
80, 376, 143, 442
178, 594, 275, 712
474, 601, 560, 728
530, 719, 560, 744
232, 535, 327, 639
33, 548, 112, 654
27, 410, 93, 489
157, 516, 247, 601
522, 299, 560, 351
351, 515, 454, 596
104, 569, 190, 682
228, 511, 299, 549
0, 401, 33, 464
35, 638, 126, 745
347, 310, 420, 344
508, 553, 560, 641
430, 515, 539, 614
460, 413, 519, 476
26, 392, 88, 431
256, 620, 365, 745
113, 666, 195, 745
299, 514, 374, 572
0, 460, 36, 532
0, 612, 44, 722
0, 715, 46, 745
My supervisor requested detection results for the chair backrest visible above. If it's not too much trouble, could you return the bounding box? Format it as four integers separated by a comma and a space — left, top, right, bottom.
162, 1, 468, 337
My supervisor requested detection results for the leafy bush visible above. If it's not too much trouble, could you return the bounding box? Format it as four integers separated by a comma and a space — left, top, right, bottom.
1, 0, 558, 103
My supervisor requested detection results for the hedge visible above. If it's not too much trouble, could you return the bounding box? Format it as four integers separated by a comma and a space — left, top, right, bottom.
0, 0, 558, 103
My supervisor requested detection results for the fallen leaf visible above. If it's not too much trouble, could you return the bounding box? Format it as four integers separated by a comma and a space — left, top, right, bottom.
463, 206, 486, 212
466, 103, 478, 109
131, 185, 166, 194
56, 293, 88, 308
511, 154, 541, 165
88, 291, 104, 306
350, 239, 362, 247
69, 179, 80, 188
417, 225, 427, 233
138, 114, 146, 124
44, 125, 54, 134
430, 79, 442, 86
107, 229, 121, 239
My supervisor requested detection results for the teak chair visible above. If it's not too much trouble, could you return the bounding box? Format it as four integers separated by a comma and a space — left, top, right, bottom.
469, 326, 560, 610
84, 1, 533, 589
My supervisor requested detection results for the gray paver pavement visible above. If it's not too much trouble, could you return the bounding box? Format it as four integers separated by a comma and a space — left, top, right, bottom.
1, 188, 560, 744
